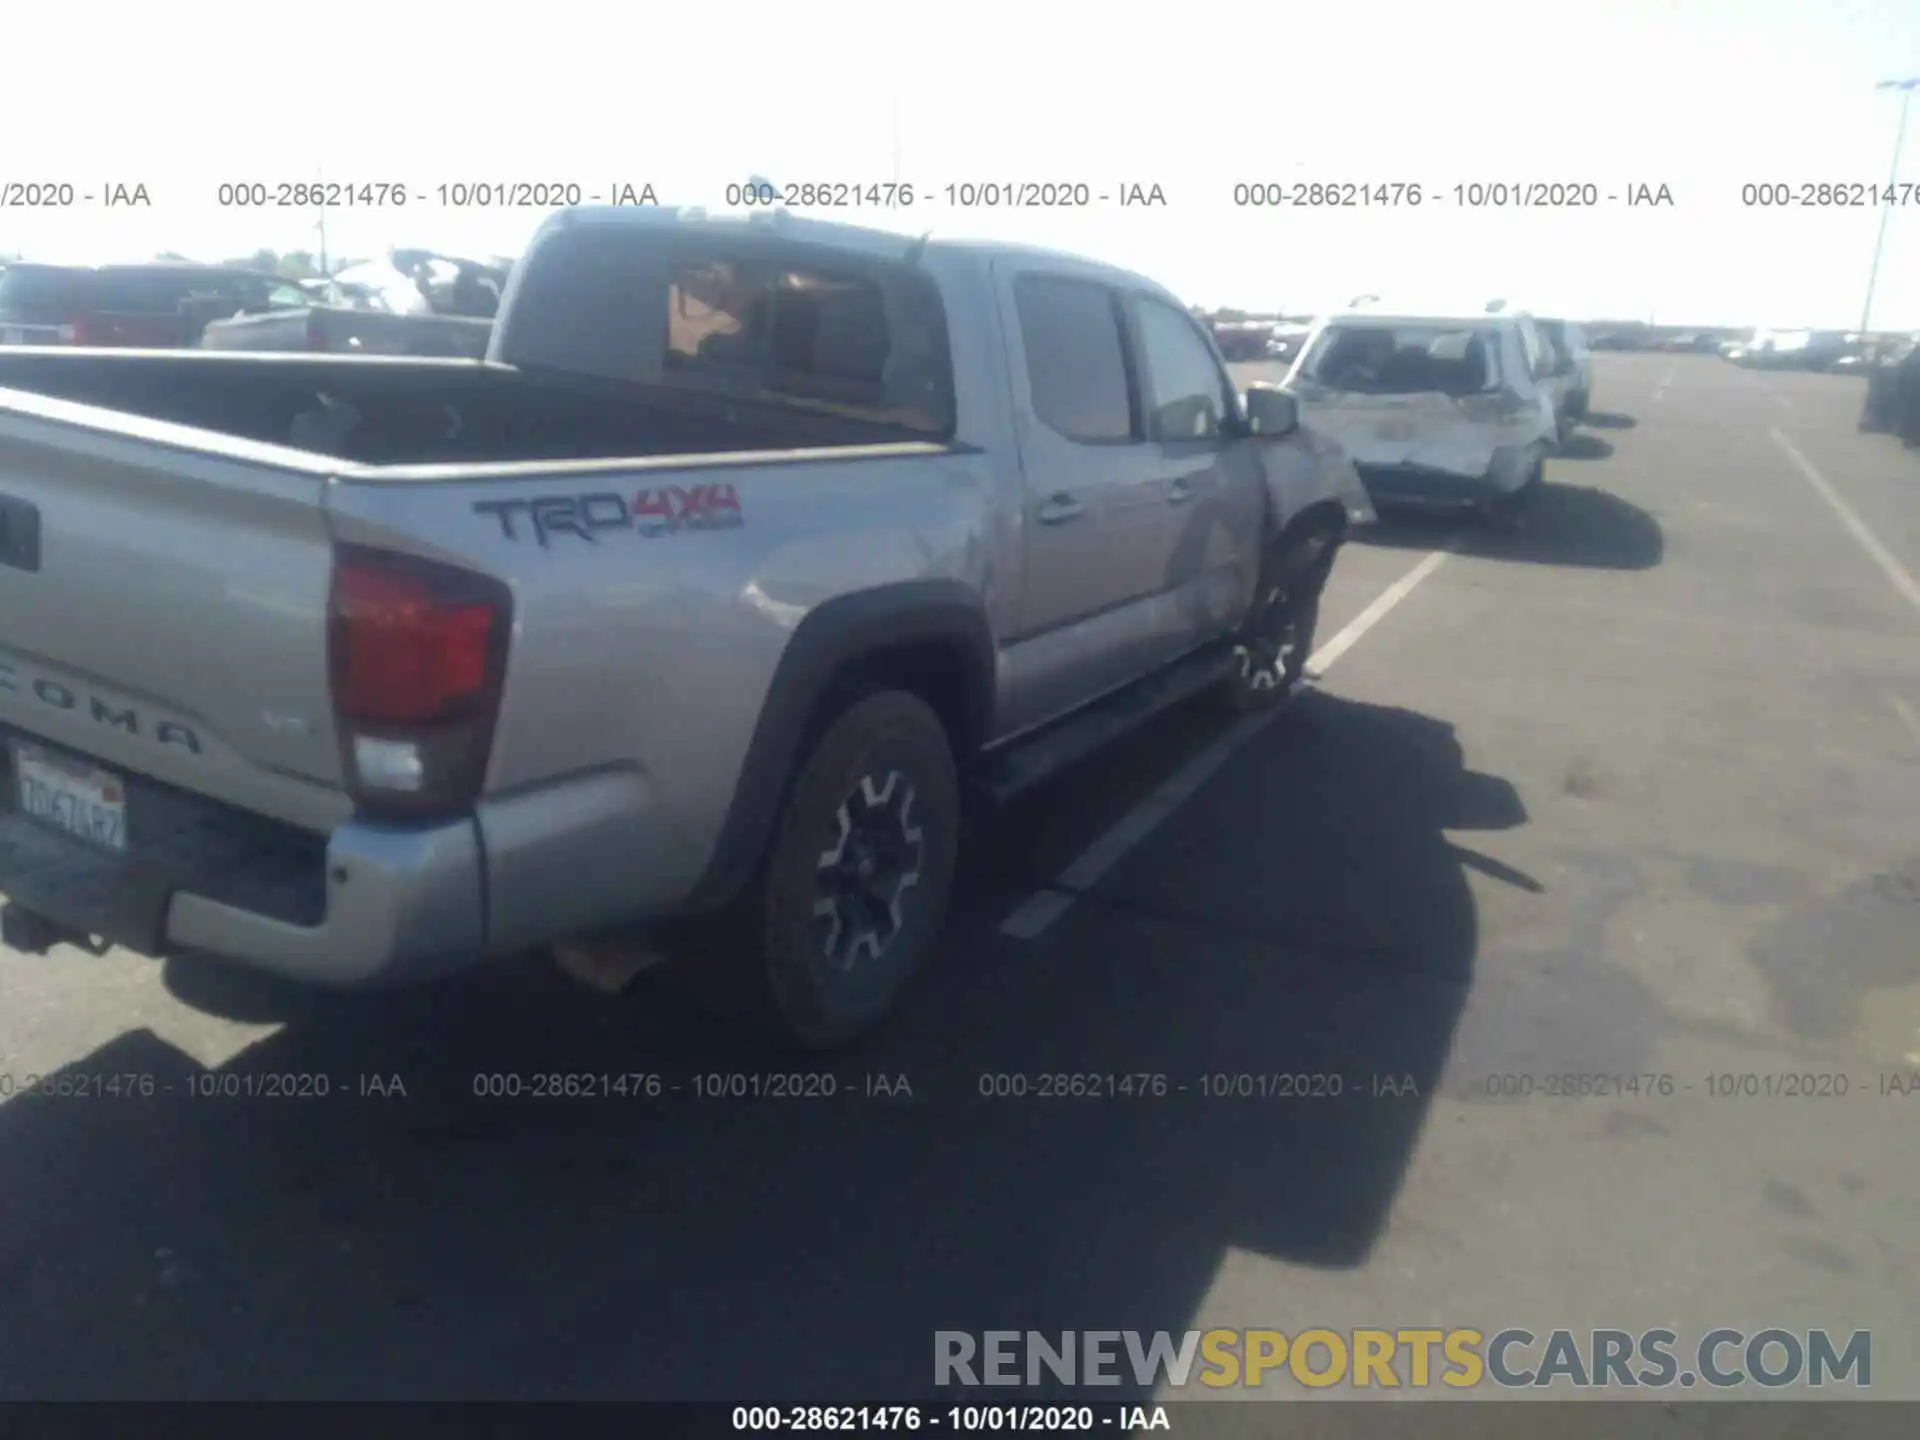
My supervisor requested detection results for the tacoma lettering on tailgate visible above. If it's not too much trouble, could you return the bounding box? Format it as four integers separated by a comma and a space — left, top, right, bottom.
473, 485, 744, 547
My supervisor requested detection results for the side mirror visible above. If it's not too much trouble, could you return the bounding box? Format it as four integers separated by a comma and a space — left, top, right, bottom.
1244, 384, 1299, 437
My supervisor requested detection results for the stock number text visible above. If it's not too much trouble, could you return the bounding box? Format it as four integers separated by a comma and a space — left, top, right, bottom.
1235, 181, 1423, 207
217, 182, 407, 207
1742, 182, 1918, 208
728, 181, 914, 208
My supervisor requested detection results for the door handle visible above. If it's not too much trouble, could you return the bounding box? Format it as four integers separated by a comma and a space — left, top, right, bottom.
1036, 494, 1084, 524
1167, 478, 1198, 504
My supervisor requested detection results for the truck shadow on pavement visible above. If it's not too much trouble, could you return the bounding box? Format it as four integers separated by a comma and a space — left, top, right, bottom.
1357, 482, 1664, 572
0, 694, 1527, 1403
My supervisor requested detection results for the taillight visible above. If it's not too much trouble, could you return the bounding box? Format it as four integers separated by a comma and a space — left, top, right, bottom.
328, 545, 513, 817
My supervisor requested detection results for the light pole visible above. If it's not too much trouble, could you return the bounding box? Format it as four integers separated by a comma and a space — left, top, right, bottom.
891, 91, 904, 210
1860, 76, 1920, 337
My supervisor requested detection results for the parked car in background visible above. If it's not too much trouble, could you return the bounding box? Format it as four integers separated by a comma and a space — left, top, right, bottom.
199, 250, 505, 356
1285, 305, 1560, 528
198, 296, 493, 357
1732, 329, 1812, 368
0, 205, 1373, 1050
0, 262, 298, 348
1801, 331, 1852, 372
310, 278, 394, 310
1210, 320, 1277, 361
1590, 329, 1644, 351
1264, 323, 1313, 364
1858, 334, 1919, 433
1829, 334, 1873, 374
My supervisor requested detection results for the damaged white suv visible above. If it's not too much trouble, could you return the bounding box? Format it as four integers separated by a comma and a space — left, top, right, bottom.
1284, 306, 1560, 528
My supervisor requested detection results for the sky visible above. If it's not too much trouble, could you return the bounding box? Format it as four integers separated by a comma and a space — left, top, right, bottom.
4, 0, 1920, 329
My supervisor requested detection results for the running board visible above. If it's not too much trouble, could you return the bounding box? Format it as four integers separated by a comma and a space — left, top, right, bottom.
971, 643, 1242, 807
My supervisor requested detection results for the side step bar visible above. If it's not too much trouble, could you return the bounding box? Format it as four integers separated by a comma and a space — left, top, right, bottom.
970, 642, 1242, 808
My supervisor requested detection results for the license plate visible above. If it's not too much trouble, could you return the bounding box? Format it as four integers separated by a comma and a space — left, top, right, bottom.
12, 744, 128, 853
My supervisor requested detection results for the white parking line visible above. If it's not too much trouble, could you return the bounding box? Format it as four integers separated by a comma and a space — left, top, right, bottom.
998, 543, 1457, 940
1770, 428, 1920, 617
1305, 547, 1453, 675
1654, 361, 1676, 402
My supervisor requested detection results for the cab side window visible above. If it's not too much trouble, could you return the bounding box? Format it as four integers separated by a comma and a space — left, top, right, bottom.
1129, 296, 1234, 441
1013, 275, 1135, 443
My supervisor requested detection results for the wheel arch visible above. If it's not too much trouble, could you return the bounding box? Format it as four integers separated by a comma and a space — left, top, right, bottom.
683, 580, 995, 911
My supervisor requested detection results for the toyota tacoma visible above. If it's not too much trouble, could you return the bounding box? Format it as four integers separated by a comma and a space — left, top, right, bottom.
0, 205, 1372, 1048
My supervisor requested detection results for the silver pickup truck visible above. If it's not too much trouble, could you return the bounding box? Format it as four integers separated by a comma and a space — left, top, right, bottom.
0, 206, 1372, 1048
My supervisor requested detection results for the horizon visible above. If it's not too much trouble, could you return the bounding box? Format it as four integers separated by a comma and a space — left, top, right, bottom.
3, 0, 1918, 332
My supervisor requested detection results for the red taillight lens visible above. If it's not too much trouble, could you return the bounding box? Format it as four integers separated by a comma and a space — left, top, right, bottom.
328, 546, 512, 815
332, 565, 495, 722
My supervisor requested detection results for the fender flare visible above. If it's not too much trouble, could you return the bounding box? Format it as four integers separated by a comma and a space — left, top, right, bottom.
684, 579, 995, 911
1261, 499, 1349, 592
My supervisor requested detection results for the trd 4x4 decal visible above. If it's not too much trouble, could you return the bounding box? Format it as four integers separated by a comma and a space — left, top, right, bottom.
474, 483, 744, 546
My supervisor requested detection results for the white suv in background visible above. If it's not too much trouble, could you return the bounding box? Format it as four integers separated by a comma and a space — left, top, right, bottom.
1535, 317, 1595, 424
1284, 305, 1560, 527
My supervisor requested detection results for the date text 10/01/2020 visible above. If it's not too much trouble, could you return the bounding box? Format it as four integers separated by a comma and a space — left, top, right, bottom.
0, 1072, 409, 1100
976, 1074, 1421, 1099
731, 1405, 1170, 1432
1230, 181, 1676, 208
1481, 1072, 1920, 1098
723, 182, 1168, 208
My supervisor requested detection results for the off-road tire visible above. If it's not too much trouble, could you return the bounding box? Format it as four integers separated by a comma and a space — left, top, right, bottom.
1216, 528, 1339, 714
697, 689, 960, 1051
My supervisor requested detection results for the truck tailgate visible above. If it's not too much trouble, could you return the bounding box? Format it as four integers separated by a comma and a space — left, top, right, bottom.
0, 388, 352, 836
1294, 390, 1497, 477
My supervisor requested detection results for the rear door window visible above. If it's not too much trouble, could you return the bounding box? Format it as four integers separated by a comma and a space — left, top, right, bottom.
1013, 275, 1135, 443
1304, 324, 1495, 396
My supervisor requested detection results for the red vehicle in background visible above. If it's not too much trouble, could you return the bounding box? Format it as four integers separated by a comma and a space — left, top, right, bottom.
0, 262, 303, 348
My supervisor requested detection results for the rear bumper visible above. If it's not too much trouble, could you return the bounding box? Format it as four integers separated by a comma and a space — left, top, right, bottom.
0, 730, 679, 988
1355, 461, 1527, 509
0, 737, 485, 987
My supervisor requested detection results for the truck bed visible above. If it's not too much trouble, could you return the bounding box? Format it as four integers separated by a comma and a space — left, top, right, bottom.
0, 349, 908, 466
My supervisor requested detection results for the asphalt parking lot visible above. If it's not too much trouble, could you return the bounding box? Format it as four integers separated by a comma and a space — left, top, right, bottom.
2, 352, 1918, 1407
